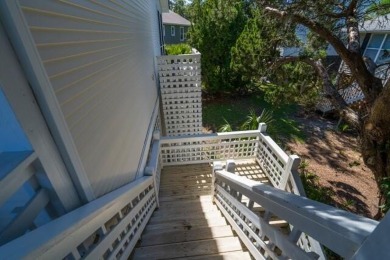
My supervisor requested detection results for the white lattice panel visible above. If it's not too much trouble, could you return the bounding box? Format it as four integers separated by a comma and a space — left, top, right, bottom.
317, 64, 390, 112
157, 54, 202, 136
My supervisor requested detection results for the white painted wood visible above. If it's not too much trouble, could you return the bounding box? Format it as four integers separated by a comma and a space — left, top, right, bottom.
214, 170, 378, 258
0, 189, 50, 244
0, 176, 155, 259
351, 212, 390, 259
216, 187, 316, 260
84, 190, 155, 259
0, 152, 37, 206
0, 20, 80, 212
158, 54, 202, 136
279, 155, 300, 190
115, 202, 156, 260
136, 98, 160, 180
0, 0, 95, 202
3, 0, 163, 198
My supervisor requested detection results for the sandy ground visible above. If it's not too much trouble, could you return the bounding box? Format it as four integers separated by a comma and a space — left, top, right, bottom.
285, 112, 379, 218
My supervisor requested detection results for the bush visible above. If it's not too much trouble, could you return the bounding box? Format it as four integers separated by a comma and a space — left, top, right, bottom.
165, 44, 192, 55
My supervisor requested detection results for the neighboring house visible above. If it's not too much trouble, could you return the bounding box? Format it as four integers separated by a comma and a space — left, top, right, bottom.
327, 16, 390, 65
162, 11, 191, 44
319, 16, 390, 112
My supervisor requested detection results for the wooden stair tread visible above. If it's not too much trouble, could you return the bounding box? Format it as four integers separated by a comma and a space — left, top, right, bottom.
175, 251, 253, 260
139, 225, 234, 247
159, 194, 212, 202
133, 161, 271, 259
149, 210, 222, 224
133, 237, 244, 259
151, 205, 220, 220
144, 216, 228, 233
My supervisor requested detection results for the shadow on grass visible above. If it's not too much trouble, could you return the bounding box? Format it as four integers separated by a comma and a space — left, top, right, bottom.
202, 94, 306, 143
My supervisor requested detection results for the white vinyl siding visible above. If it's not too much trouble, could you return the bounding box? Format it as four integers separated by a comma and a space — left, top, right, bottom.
18, 0, 161, 197
171, 25, 175, 36
180, 26, 185, 41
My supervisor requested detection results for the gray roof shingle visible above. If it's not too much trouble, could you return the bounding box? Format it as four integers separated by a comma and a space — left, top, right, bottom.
162, 11, 191, 26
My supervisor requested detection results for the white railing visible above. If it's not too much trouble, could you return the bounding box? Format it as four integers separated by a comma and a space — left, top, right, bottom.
0, 176, 156, 259
160, 130, 259, 165
0, 151, 53, 245
160, 124, 323, 257
213, 169, 379, 260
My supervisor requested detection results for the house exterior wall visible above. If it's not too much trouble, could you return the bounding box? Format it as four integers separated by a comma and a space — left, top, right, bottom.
164, 24, 189, 44
8, 0, 163, 198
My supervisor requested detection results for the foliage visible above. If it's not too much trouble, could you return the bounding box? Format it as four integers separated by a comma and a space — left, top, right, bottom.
230, 8, 287, 92
203, 95, 305, 142
170, 0, 189, 18
165, 44, 192, 55
366, 0, 390, 18
259, 0, 390, 217
260, 62, 321, 108
379, 177, 390, 213
299, 160, 333, 204
219, 118, 233, 132
188, 0, 248, 94
241, 109, 275, 130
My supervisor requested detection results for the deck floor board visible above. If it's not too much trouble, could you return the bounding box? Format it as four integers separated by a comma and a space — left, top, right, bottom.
133, 160, 267, 259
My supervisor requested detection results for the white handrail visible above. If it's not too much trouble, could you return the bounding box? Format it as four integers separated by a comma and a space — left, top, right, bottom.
0, 176, 156, 259
213, 170, 378, 259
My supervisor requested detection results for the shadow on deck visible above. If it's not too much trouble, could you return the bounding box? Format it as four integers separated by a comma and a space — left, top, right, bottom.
132, 160, 265, 259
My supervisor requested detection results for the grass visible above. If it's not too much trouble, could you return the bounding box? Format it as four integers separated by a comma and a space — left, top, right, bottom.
203, 94, 306, 143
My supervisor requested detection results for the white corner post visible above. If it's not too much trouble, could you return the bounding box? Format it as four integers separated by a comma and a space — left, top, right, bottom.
212, 161, 223, 202
254, 123, 267, 158
279, 155, 301, 191
225, 160, 236, 174
258, 122, 267, 133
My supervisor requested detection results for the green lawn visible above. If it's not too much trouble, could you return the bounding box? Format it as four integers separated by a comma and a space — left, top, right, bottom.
203, 94, 306, 143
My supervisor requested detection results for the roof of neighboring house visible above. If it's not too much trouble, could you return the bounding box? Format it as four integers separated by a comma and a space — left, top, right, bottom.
162, 11, 191, 26
360, 15, 390, 33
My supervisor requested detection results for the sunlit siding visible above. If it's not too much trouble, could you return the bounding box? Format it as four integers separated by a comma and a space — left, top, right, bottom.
18, 0, 161, 197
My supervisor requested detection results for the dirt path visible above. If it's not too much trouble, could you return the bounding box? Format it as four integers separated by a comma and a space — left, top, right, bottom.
285, 112, 379, 218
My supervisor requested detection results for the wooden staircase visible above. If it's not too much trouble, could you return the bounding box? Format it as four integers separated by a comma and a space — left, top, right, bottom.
132, 163, 252, 259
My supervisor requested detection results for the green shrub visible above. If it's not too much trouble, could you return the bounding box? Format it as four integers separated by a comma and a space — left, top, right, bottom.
380, 177, 390, 213
165, 44, 192, 55
299, 160, 333, 204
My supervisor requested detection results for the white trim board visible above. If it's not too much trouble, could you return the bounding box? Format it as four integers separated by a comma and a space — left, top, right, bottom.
0, 0, 95, 202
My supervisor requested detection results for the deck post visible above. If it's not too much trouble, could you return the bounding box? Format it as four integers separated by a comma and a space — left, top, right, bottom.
212, 161, 223, 203
279, 155, 300, 190
258, 123, 267, 133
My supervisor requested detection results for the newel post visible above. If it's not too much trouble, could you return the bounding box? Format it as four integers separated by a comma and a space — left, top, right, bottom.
254, 123, 267, 160
258, 122, 267, 133
212, 161, 223, 203
279, 155, 300, 191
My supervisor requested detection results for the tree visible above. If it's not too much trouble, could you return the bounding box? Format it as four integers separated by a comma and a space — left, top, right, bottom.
171, 0, 189, 19
188, 0, 248, 94
257, 0, 390, 218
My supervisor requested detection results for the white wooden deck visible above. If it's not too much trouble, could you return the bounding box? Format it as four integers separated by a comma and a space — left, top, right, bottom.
133, 160, 273, 259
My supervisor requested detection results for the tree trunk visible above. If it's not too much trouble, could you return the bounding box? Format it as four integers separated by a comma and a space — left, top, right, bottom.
360, 82, 390, 218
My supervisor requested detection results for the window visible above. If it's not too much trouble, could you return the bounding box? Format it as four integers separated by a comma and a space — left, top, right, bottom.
364, 34, 390, 64
180, 27, 185, 41
171, 26, 175, 36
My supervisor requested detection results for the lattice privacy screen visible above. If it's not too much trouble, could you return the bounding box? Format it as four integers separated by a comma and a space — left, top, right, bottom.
157, 54, 202, 136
